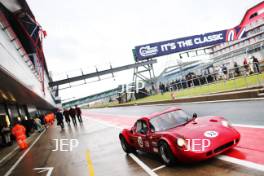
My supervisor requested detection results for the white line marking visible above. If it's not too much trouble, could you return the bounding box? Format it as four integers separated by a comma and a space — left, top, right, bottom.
4, 129, 46, 176
129, 153, 159, 176
152, 165, 166, 172
141, 97, 264, 107
0, 146, 19, 164
233, 124, 264, 129
0, 132, 43, 164
87, 116, 264, 129
86, 116, 264, 173
85, 116, 129, 129
33, 167, 54, 176
85, 116, 160, 176
83, 112, 137, 119
217, 155, 264, 172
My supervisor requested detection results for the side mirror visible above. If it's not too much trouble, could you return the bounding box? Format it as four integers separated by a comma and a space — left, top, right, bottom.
193, 113, 198, 119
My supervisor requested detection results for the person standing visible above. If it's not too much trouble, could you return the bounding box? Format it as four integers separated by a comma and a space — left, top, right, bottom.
1, 121, 11, 146
12, 121, 28, 150
55, 109, 64, 130
63, 109, 71, 125
215, 65, 221, 81
69, 107, 77, 126
34, 117, 43, 133
44, 113, 50, 126
252, 56, 260, 73
243, 58, 250, 75
21, 118, 31, 137
159, 83, 163, 95
234, 62, 240, 76
75, 105, 83, 123
39, 114, 47, 129
222, 65, 228, 80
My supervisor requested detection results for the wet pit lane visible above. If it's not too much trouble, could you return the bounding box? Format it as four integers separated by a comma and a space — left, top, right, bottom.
1, 100, 264, 176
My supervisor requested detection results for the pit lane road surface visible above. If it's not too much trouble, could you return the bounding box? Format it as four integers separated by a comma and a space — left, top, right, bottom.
0, 100, 263, 176
84, 100, 264, 176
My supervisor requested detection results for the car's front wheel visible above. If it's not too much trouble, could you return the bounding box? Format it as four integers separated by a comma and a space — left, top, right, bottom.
159, 141, 176, 166
120, 135, 135, 154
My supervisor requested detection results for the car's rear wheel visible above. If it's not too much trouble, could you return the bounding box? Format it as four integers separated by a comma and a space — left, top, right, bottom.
159, 141, 176, 166
120, 136, 135, 154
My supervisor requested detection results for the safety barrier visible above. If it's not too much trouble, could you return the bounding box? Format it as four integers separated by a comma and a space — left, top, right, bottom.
160, 63, 264, 97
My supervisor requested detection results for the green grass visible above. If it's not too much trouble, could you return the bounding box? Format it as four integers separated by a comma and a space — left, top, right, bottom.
88, 73, 264, 108
124, 73, 264, 104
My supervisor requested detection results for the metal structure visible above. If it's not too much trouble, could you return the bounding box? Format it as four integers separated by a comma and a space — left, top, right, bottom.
132, 60, 156, 86
49, 59, 157, 87
60, 1, 264, 105
62, 87, 122, 108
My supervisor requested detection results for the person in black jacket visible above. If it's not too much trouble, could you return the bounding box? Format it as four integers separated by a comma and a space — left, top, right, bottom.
63, 109, 71, 125
69, 107, 77, 126
55, 109, 64, 130
252, 56, 260, 73
234, 62, 240, 76
75, 105, 82, 123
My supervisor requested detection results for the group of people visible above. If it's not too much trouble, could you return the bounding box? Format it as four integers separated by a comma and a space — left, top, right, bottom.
164, 56, 262, 92
0, 119, 28, 149
1, 106, 83, 150
219, 56, 261, 79
55, 105, 82, 130
0, 112, 55, 150
243, 56, 261, 75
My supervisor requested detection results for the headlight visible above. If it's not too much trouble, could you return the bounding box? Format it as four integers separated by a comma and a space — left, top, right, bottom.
221, 120, 230, 127
177, 138, 186, 147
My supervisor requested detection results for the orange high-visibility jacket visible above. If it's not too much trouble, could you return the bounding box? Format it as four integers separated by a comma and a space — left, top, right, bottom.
44, 114, 50, 123
12, 124, 26, 140
45, 113, 55, 124
50, 113, 55, 122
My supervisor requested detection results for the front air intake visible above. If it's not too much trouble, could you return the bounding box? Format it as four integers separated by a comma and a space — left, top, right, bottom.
214, 141, 234, 153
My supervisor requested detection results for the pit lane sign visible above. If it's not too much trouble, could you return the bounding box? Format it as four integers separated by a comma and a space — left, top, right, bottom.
134, 27, 245, 61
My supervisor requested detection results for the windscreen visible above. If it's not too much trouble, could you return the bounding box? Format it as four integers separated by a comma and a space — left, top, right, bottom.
150, 110, 192, 132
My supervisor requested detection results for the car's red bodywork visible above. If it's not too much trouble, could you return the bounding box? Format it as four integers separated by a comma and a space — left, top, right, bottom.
120, 107, 240, 163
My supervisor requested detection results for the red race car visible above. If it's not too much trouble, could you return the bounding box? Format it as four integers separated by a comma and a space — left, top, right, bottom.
119, 107, 240, 165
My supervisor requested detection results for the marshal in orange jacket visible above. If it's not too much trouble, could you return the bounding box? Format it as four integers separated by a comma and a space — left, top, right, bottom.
12, 124, 27, 141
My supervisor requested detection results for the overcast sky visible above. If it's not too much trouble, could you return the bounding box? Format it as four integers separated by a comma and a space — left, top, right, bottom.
27, 0, 263, 101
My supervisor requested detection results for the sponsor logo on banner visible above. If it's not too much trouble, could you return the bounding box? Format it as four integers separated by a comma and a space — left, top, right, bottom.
135, 30, 226, 61
226, 26, 246, 41
134, 26, 247, 61
237, 27, 246, 39
139, 45, 159, 57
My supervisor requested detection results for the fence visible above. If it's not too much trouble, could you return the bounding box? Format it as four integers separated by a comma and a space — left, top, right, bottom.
158, 63, 264, 98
